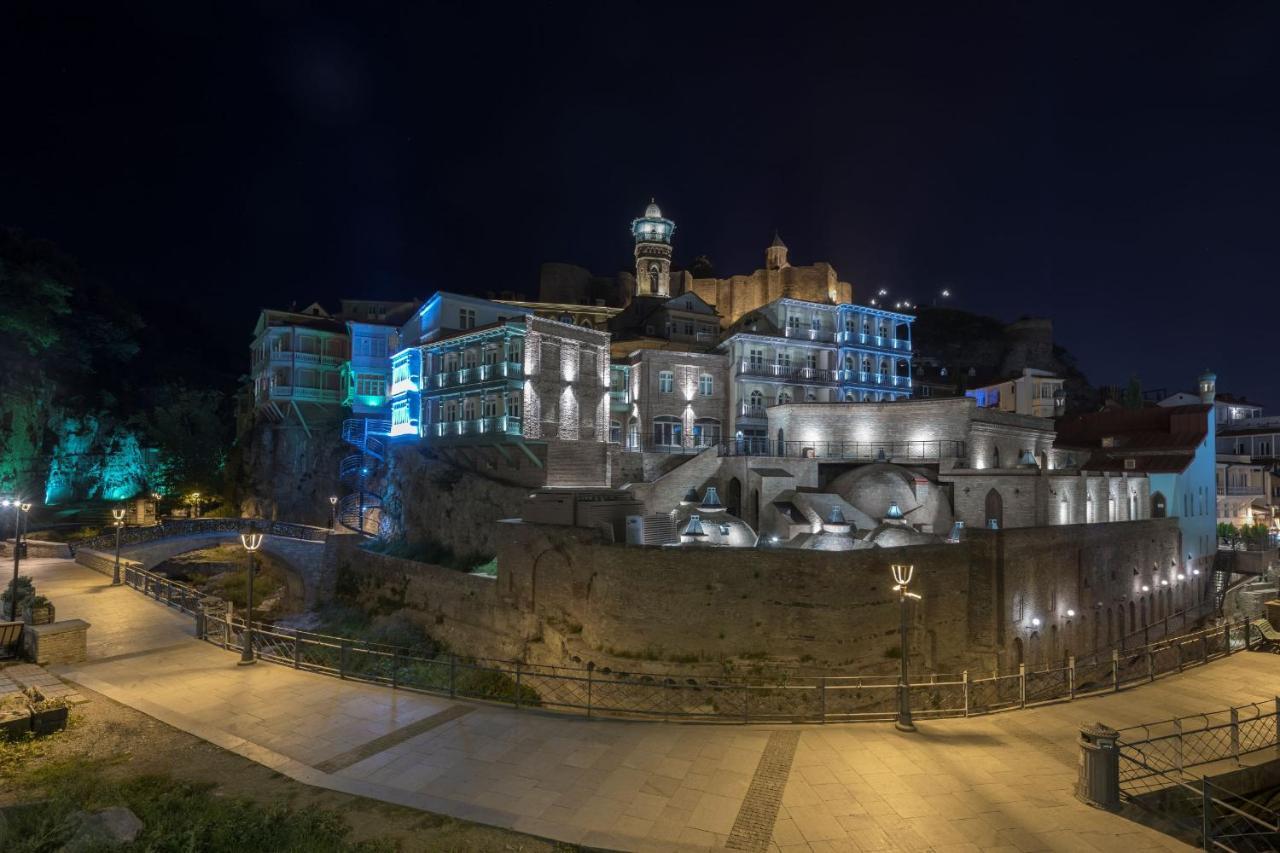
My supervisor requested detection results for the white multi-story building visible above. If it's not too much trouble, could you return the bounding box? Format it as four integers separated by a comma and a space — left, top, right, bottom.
966, 368, 1066, 419
718, 298, 914, 451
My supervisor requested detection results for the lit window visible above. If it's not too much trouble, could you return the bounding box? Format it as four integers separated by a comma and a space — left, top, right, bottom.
659, 371, 674, 394
699, 374, 713, 396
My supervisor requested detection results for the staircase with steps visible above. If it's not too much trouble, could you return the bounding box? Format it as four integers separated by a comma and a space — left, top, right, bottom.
338, 417, 391, 536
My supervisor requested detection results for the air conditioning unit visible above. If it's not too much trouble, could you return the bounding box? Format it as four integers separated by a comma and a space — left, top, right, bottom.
625, 515, 678, 546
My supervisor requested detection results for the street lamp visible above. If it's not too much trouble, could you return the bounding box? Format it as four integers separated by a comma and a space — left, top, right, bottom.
189, 492, 202, 518
328, 495, 338, 529
238, 531, 264, 665
5, 499, 29, 621
111, 507, 127, 585
890, 563, 921, 733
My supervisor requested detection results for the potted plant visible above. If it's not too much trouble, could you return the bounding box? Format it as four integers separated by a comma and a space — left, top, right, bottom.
22, 595, 55, 626
24, 687, 69, 736
0, 693, 31, 740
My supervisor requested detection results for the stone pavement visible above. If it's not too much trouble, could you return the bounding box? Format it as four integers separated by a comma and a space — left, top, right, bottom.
25, 556, 1280, 852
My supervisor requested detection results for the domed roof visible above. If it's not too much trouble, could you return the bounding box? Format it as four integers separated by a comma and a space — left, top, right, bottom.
644, 200, 662, 219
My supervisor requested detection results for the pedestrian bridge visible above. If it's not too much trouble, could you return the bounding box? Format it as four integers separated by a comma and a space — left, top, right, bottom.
72, 518, 335, 607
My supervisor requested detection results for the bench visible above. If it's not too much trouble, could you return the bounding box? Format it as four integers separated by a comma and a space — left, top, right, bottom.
0, 621, 23, 659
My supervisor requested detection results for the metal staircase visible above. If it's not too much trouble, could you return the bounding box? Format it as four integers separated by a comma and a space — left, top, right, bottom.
339, 417, 390, 536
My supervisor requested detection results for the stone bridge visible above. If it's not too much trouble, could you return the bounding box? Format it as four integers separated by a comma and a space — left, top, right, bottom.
73, 520, 341, 607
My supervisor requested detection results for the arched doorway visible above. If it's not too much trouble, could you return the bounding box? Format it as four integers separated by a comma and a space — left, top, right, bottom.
776, 428, 785, 456
1012, 637, 1024, 668
1028, 631, 1041, 668
726, 477, 742, 518
1151, 492, 1167, 518
984, 489, 1004, 529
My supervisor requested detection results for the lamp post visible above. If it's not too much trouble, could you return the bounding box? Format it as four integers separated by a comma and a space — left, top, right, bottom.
238, 531, 263, 665
890, 563, 921, 732
5, 499, 22, 621
111, 507, 126, 585
328, 495, 338, 529
190, 492, 202, 518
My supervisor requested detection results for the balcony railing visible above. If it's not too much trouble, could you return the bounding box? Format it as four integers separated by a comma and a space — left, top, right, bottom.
782, 326, 836, 343
431, 416, 523, 439
835, 332, 912, 352
722, 438, 966, 460
833, 370, 911, 387
431, 361, 523, 389
266, 385, 342, 403
609, 389, 631, 408
737, 361, 837, 384
1219, 485, 1266, 497
737, 403, 767, 419
292, 352, 345, 366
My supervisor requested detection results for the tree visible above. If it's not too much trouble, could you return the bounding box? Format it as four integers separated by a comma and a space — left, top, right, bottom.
1122, 374, 1143, 409
130, 385, 231, 496
688, 255, 715, 279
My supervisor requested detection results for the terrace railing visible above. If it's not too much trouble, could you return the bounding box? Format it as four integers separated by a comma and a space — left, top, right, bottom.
75, 517, 329, 553
107, 557, 1279, 725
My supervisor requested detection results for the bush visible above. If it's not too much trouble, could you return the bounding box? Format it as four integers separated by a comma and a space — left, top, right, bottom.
1, 576, 36, 612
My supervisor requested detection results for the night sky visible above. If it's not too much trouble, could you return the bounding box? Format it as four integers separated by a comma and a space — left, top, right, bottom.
4, 2, 1277, 404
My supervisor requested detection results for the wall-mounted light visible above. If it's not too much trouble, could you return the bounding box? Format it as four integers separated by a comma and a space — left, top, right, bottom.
1030, 617, 1042, 627
1066, 609, 1076, 617
1160, 579, 1169, 586
1141, 585, 1150, 592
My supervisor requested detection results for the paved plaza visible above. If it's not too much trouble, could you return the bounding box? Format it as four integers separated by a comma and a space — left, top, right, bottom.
26, 555, 1280, 852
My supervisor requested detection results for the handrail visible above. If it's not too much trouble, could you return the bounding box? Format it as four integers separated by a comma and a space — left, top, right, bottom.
106, 554, 1273, 724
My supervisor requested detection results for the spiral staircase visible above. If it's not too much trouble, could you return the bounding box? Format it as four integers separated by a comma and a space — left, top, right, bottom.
338, 417, 391, 536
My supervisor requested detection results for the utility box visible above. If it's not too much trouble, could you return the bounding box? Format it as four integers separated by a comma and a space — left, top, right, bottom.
1077, 722, 1121, 810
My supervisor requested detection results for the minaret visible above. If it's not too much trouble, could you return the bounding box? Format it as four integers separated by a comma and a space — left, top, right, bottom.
766, 232, 789, 270
631, 199, 675, 297
1198, 369, 1216, 404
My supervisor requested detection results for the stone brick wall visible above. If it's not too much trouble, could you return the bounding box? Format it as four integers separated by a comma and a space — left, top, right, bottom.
23, 619, 89, 665
332, 512, 1188, 678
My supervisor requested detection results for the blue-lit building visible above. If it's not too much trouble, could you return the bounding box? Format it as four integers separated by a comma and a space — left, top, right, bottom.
386, 292, 611, 460
718, 298, 914, 449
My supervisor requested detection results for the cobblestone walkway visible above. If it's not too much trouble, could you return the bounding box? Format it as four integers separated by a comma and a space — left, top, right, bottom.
28, 555, 1280, 852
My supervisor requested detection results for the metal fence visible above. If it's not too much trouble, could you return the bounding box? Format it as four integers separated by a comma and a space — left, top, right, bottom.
115, 560, 1279, 725
1116, 702, 1280, 851
77, 517, 329, 554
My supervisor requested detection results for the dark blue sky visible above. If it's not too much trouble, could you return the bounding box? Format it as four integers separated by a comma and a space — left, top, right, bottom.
3, 2, 1277, 404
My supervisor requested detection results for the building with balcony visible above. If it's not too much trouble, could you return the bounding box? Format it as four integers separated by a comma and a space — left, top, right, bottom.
1216, 456, 1267, 526
387, 297, 611, 484
718, 297, 914, 450
966, 368, 1065, 419
250, 303, 350, 432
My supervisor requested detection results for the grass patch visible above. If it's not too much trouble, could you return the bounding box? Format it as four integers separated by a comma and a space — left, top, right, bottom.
2, 757, 394, 852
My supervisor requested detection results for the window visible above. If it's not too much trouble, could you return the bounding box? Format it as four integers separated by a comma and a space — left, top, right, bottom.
505, 392, 521, 418
748, 390, 763, 413
653, 416, 682, 447
658, 371, 674, 394
787, 315, 802, 332
777, 390, 792, 405
610, 420, 621, 444
683, 322, 694, 336
505, 338, 522, 364
699, 374, 713, 396
482, 347, 498, 365
463, 398, 477, 420
693, 418, 721, 446
443, 400, 458, 422
356, 375, 386, 397
811, 315, 822, 330
776, 352, 792, 368
482, 396, 497, 418
463, 349, 477, 368
610, 370, 626, 391
748, 349, 764, 369
459, 308, 476, 329
921, 385, 931, 397
805, 353, 817, 371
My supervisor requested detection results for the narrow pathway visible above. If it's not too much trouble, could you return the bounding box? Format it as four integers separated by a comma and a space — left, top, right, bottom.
26, 556, 1280, 852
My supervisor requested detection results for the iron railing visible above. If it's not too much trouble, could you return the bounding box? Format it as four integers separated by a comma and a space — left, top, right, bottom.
108, 558, 1278, 725
718, 438, 967, 460
1116, 702, 1280, 851
75, 518, 329, 553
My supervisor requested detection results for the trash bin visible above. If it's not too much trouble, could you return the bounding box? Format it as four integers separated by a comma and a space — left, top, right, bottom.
1077, 722, 1121, 810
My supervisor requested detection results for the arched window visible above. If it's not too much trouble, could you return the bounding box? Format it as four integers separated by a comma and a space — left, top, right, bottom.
984, 488, 1003, 529
463, 398, 476, 420
1086, 493, 1095, 523
844, 355, 854, 370
861, 356, 871, 373
992, 446, 1001, 469
777, 390, 792, 405
844, 392, 855, 402
652, 416, 681, 447
748, 390, 764, 414
626, 416, 639, 450
1151, 492, 1167, 518
648, 263, 660, 293
609, 420, 621, 444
